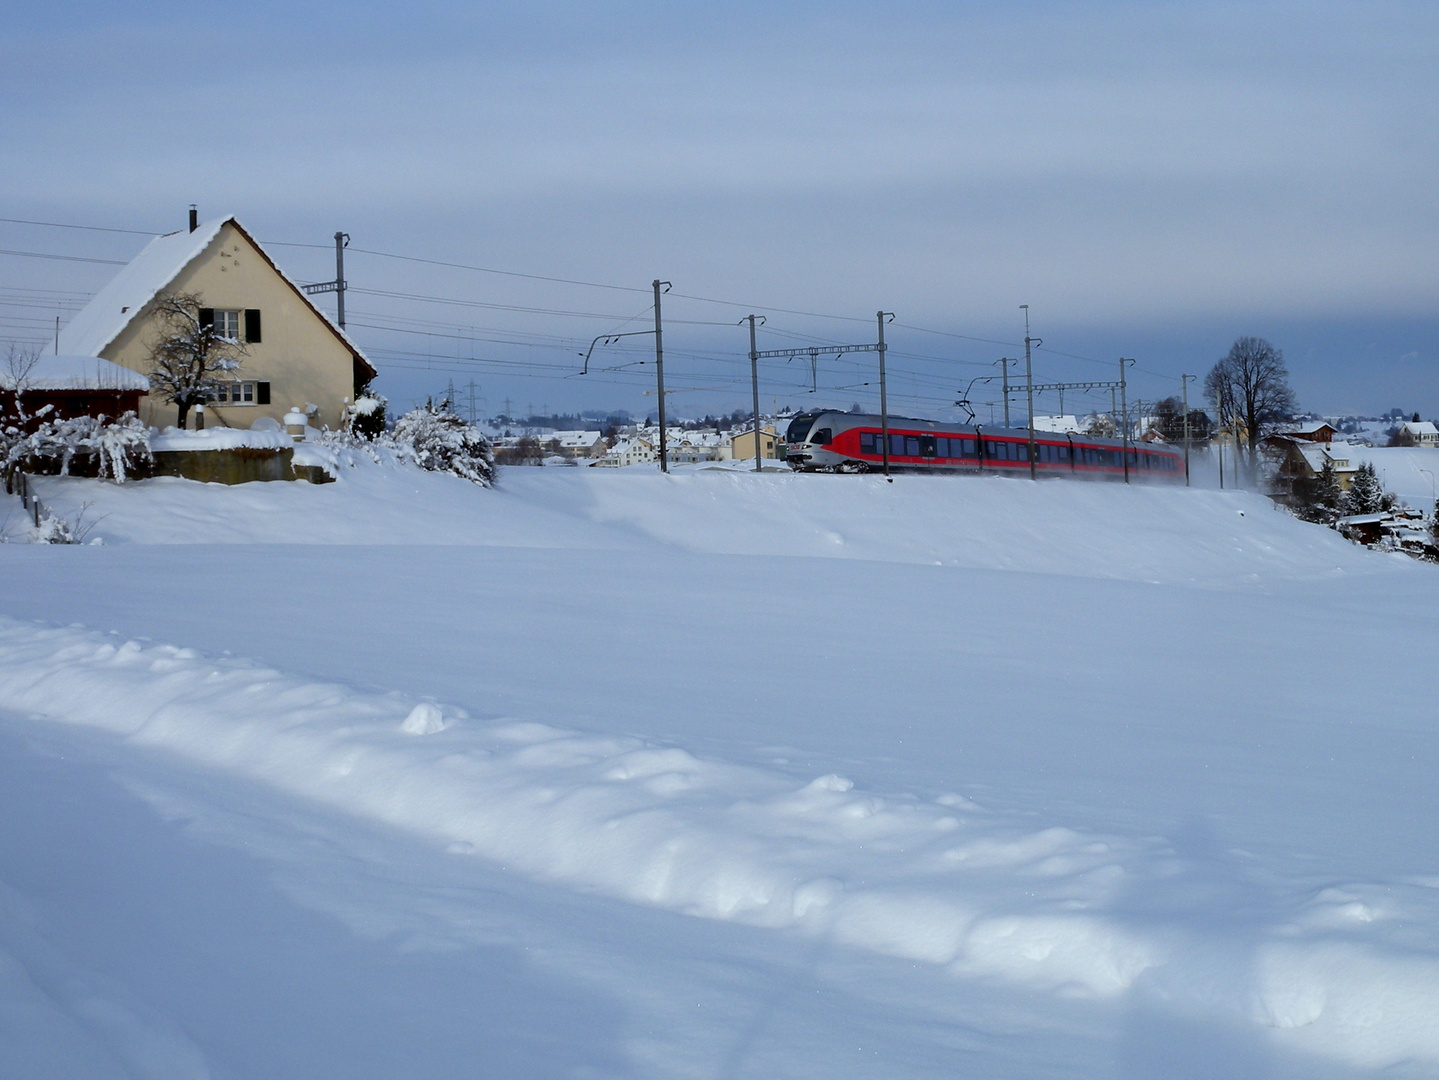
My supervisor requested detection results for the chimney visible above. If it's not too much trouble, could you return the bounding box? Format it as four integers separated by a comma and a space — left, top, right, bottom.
189, 204, 198, 232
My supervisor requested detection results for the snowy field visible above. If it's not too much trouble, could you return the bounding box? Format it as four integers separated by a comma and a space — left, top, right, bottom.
3, 464, 1438, 1079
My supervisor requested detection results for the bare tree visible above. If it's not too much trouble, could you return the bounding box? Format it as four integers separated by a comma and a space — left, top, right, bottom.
1, 344, 42, 425
143, 293, 245, 429
1204, 337, 1296, 480
1152, 396, 1213, 443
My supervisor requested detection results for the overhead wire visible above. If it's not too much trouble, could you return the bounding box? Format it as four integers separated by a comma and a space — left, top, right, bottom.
1, 212, 1190, 405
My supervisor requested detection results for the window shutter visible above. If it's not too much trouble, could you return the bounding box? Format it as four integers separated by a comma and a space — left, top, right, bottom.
199, 308, 214, 329
244, 309, 261, 343
256, 381, 271, 405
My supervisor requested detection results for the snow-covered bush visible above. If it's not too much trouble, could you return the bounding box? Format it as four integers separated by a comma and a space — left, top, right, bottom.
347, 391, 388, 440
4, 413, 152, 482
389, 405, 495, 486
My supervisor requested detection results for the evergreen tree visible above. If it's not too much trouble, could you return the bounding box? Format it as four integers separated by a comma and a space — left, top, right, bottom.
1315, 460, 1342, 517
1340, 462, 1385, 516
1295, 459, 1343, 523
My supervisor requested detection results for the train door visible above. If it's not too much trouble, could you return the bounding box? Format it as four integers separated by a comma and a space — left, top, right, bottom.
918, 435, 937, 459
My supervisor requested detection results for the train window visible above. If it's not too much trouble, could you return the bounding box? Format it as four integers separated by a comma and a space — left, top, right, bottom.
1057, 445, 1069, 461
961, 438, 976, 457
919, 436, 937, 458
811, 428, 832, 445
786, 415, 816, 443
889, 433, 904, 456
860, 432, 876, 453
936, 437, 949, 458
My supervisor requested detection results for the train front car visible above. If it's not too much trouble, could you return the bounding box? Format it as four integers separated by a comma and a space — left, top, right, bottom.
783, 411, 857, 471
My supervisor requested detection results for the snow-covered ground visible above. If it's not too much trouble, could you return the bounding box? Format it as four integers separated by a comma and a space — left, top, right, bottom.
3, 463, 1438, 1078
1332, 445, 1439, 510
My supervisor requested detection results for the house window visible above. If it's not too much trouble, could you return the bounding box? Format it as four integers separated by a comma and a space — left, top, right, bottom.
213, 309, 241, 342
212, 380, 260, 405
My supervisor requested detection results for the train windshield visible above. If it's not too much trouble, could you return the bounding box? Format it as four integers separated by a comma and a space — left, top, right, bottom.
786, 414, 819, 444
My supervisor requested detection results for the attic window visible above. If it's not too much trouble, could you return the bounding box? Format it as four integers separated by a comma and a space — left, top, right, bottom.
212, 309, 241, 342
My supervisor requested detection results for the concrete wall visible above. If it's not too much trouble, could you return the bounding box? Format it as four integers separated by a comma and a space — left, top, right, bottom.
100, 221, 359, 432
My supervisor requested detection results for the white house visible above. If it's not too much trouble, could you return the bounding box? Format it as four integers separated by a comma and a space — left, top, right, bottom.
1397, 421, 1439, 448
594, 437, 658, 467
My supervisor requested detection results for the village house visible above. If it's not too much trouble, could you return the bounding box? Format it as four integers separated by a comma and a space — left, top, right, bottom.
546, 430, 606, 459
1394, 420, 1439, 448
725, 424, 780, 461
57, 211, 376, 432
1266, 436, 1361, 492
668, 431, 723, 464
593, 437, 657, 467
1278, 420, 1338, 443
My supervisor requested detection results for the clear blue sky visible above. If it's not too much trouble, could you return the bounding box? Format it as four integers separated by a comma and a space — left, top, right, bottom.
3, 1, 1435, 421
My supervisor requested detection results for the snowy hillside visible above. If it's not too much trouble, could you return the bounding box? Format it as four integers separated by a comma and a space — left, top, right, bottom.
3, 464, 1437, 1079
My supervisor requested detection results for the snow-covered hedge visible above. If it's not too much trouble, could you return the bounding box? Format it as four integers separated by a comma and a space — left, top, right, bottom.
388, 406, 495, 486
3, 412, 152, 482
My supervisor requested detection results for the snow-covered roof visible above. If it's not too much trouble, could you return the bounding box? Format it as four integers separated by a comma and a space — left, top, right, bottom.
1401, 421, 1438, 437
56, 215, 376, 381
1298, 442, 1359, 472
0, 354, 149, 392
1282, 420, 1336, 436
57, 218, 229, 357
550, 430, 603, 447
1030, 414, 1082, 434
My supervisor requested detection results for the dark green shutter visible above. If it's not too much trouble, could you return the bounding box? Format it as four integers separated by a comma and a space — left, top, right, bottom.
256, 381, 271, 405
244, 309, 261, 343
199, 308, 214, 329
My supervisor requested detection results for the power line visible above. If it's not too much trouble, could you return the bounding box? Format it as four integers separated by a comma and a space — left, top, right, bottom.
0, 216, 160, 236
1, 213, 1196, 396
0, 247, 128, 266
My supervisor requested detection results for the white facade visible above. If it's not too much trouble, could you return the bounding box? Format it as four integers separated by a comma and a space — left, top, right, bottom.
594, 437, 658, 466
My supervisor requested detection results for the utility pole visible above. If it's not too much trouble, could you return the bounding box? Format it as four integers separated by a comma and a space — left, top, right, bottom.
654, 280, 671, 472
334, 232, 348, 329
745, 315, 766, 473
878, 311, 893, 477
1021, 306, 1039, 481
1216, 386, 1225, 489
995, 358, 1016, 428
300, 231, 350, 328
466, 380, 479, 424
1118, 358, 1135, 484
1181, 374, 1195, 486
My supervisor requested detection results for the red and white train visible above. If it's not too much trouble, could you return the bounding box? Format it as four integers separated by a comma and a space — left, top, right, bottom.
783, 411, 1185, 481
